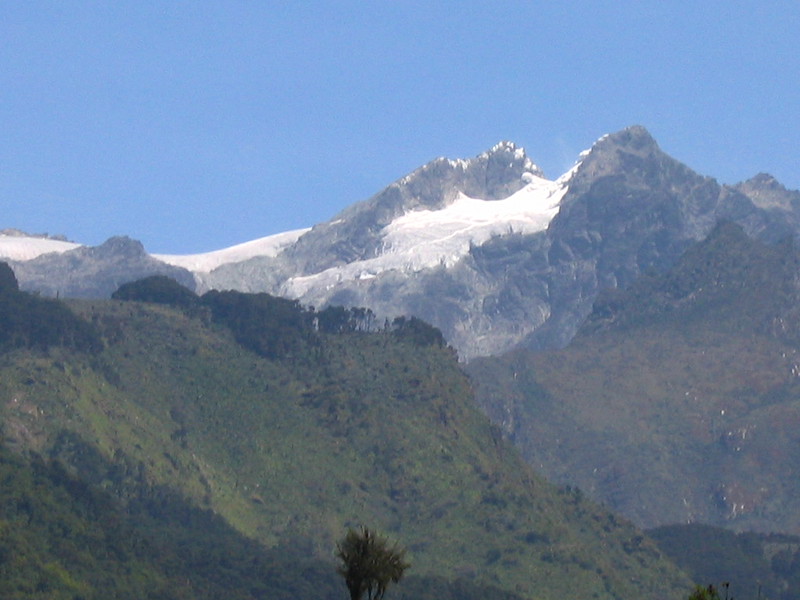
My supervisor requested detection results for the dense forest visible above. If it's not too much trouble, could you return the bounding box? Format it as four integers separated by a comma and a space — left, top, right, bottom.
1, 271, 535, 599
649, 523, 800, 600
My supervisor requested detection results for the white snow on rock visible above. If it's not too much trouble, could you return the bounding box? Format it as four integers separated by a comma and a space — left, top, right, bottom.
154, 227, 310, 272
1, 137, 603, 299
0, 233, 82, 261
281, 168, 576, 297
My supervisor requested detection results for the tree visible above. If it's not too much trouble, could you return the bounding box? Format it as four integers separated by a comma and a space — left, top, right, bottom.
0, 262, 19, 293
391, 316, 445, 347
318, 305, 352, 334
688, 584, 727, 600
112, 275, 198, 307
335, 527, 409, 600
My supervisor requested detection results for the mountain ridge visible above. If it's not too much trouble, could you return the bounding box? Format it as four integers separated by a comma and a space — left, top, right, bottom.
3, 125, 799, 359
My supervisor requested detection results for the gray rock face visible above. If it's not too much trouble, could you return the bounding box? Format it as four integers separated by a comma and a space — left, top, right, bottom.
496, 128, 800, 352
206, 126, 798, 359
729, 173, 800, 240
11, 236, 196, 298
8, 127, 800, 360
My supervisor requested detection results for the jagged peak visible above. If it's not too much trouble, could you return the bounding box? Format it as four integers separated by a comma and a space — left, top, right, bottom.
483, 139, 535, 163
622, 124, 653, 137
395, 141, 543, 190
562, 125, 668, 193
86, 236, 147, 257
590, 125, 658, 153
486, 140, 522, 155
733, 172, 799, 212
429, 140, 540, 173
474, 140, 544, 178
739, 172, 784, 189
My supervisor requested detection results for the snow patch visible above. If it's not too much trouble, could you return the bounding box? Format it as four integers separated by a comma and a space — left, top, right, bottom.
0, 234, 82, 261
447, 158, 469, 169
154, 228, 309, 272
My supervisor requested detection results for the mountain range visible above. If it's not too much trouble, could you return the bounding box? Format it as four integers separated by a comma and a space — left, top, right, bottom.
5, 126, 799, 360
4, 125, 800, 597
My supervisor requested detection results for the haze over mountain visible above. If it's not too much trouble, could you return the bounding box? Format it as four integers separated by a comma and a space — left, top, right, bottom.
469, 222, 800, 534
3, 126, 799, 359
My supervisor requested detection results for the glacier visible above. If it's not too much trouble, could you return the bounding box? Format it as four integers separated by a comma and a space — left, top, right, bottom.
280, 169, 575, 297
154, 227, 310, 273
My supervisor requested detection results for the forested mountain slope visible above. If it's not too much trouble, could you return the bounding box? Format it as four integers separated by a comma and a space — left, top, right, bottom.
0, 274, 689, 599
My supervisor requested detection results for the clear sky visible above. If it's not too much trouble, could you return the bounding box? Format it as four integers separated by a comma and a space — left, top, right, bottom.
1, 1, 798, 254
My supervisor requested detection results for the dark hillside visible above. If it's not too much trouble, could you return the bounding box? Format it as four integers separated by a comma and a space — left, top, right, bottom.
648, 523, 800, 600
0, 261, 101, 353
469, 223, 800, 532
0, 440, 341, 599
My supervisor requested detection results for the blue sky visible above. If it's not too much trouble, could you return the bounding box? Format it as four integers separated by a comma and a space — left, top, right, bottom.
1, 2, 798, 253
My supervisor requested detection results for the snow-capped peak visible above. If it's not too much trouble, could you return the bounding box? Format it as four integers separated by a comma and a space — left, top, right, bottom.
281, 165, 579, 297
488, 140, 519, 154
158, 139, 594, 294
1, 139, 595, 296
483, 140, 543, 177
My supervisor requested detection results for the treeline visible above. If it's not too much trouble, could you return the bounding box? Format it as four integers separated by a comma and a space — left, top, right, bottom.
0, 265, 446, 360
0, 262, 101, 354
112, 275, 446, 359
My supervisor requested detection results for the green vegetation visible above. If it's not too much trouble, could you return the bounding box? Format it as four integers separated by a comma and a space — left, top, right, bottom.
336, 527, 409, 600
581, 221, 800, 338
0, 281, 690, 599
110, 276, 438, 359
0, 262, 101, 353
688, 584, 724, 600
390, 315, 446, 348
111, 274, 199, 308
201, 289, 316, 359
0, 437, 341, 599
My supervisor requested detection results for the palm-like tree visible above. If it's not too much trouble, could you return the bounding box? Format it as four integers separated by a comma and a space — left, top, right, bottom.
336, 527, 410, 600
